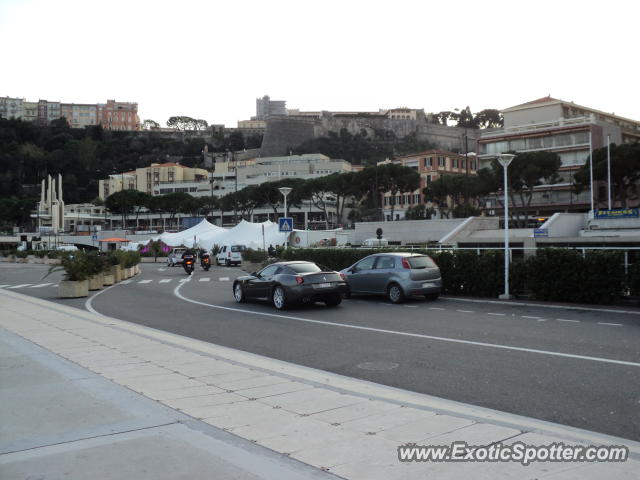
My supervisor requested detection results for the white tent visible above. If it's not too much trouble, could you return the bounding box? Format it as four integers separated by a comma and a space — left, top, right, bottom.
197, 220, 288, 251
154, 219, 225, 247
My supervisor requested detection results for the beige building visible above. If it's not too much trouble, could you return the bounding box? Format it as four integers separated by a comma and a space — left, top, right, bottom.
98, 162, 209, 200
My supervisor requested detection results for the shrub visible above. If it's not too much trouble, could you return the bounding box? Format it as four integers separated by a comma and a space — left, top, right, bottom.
243, 248, 268, 263
122, 251, 141, 268
15, 251, 29, 259
85, 251, 109, 277
45, 250, 60, 259
45, 251, 90, 281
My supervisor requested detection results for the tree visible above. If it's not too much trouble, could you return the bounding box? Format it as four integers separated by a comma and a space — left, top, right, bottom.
167, 116, 196, 131
379, 163, 420, 221
474, 109, 503, 128
105, 189, 141, 227
142, 119, 160, 130
574, 143, 640, 208
423, 176, 456, 218
323, 172, 358, 225
491, 151, 562, 227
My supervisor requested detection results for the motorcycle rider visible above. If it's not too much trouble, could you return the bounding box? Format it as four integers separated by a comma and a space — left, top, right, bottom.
181, 248, 196, 274
200, 249, 211, 270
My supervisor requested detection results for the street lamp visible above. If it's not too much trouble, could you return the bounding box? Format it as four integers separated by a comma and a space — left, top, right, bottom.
278, 187, 292, 219
498, 153, 516, 300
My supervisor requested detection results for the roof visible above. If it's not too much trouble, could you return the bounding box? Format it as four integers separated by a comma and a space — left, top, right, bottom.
99, 237, 130, 242
395, 149, 465, 160
149, 162, 186, 168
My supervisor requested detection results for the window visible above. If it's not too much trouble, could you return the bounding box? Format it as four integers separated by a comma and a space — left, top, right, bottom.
452, 159, 458, 168
259, 264, 279, 277
438, 156, 446, 167
375, 256, 396, 269
423, 158, 432, 168
461, 159, 466, 169
355, 256, 377, 271
287, 263, 322, 273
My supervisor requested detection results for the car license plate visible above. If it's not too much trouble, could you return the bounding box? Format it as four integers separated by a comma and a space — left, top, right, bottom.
315, 283, 332, 289
422, 282, 435, 288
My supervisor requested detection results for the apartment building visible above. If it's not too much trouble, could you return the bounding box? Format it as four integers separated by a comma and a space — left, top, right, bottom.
1, 96, 139, 130
477, 96, 640, 214
381, 150, 477, 220
98, 163, 209, 200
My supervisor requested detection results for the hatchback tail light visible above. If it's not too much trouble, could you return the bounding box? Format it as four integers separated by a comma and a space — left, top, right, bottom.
339, 273, 346, 281
401, 257, 411, 269
295, 276, 304, 285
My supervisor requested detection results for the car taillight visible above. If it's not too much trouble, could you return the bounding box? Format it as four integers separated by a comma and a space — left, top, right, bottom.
339, 273, 346, 281
295, 276, 304, 285
401, 258, 411, 269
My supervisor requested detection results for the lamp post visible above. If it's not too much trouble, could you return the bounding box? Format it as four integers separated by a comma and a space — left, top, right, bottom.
498, 153, 516, 300
279, 187, 293, 219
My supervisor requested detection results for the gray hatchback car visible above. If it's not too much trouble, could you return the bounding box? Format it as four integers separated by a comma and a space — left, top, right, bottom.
340, 252, 442, 303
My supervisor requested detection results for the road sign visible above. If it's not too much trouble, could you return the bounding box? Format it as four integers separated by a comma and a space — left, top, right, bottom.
533, 228, 548, 238
91, 234, 98, 241
279, 217, 293, 232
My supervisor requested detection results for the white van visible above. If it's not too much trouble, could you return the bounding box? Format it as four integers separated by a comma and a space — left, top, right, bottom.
216, 245, 244, 266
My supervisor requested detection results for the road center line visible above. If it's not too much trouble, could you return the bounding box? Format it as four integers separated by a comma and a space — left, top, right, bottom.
487, 313, 505, 316
173, 283, 640, 369
522, 316, 542, 320
428, 307, 445, 311
456, 310, 473, 313
159, 279, 171, 283
557, 319, 580, 323
598, 322, 623, 327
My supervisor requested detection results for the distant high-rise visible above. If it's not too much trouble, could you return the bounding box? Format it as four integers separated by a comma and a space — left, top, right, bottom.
254, 95, 287, 120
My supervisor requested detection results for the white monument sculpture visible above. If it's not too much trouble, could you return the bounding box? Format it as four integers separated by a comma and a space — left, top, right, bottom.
37, 174, 65, 233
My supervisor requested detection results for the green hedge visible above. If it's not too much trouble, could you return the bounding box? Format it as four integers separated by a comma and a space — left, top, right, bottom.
279, 248, 631, 305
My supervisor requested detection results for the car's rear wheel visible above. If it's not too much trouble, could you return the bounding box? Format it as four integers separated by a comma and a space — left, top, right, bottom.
424, 293, 439, 301
325, 294, 342, 307
233, 283, 245, 303
387, 283, 405, 304
272, 286, 287, 310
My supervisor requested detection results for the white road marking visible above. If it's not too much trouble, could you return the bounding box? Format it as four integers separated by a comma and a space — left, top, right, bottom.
219, 277, 230, 281
174, 283, 640, 369
53, 284, 58, 287
456, 310, 473, 313
179, 278, 191, 282
598, 322, 623, 327
199, 278, 211, 282
557, 319, 580, 323
158, 268, 166, 272
487, 313, 505, 316
0, 284, 9, 288
159, 279, 172, 283
404, 305, 417, 308
138, 280, 152, 284
428, 307, 445, 311
522, 316, 543, 320
8, 284, 32, 289
121, 280, 132, 284
29, 283, 52, 288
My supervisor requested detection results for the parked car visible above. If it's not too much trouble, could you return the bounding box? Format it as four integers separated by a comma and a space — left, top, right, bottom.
216, 245, 244, 266
167, 248, 186, 267
232, 261, 348, 310
340, 252, 441, 303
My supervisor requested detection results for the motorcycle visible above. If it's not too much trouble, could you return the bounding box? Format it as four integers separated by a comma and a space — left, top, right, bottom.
201, 255, 211, 271
183, 257, 195, 275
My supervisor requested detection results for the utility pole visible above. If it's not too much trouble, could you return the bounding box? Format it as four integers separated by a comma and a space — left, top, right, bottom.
233, 150, 238, 225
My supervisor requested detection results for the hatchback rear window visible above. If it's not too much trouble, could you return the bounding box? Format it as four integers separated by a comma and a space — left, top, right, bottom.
407, 256, 437, 269
287, 263, 322, 273
230, 246, 243, 252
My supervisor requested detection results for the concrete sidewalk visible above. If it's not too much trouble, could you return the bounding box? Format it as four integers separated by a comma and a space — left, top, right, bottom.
1, 290, 638, 480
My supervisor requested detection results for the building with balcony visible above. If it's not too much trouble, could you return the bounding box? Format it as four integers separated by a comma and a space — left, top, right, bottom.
0, 96, 23, 119
381, 150, 478, 221
98, 163, 209, 200
477, 96, 640, 215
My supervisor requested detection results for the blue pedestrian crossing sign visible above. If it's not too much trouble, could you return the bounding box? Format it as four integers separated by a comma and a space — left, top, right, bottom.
279, 217, 293, 232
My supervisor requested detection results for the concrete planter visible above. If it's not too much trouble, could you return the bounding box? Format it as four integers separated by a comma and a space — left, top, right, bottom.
59, 280, 89, 298
111, 265, 122, 283
45, 258, 61, 265
125, 267, 134, 278
102, 273, 115, 286
88, 275, 103, 291
134, 264, 140, 275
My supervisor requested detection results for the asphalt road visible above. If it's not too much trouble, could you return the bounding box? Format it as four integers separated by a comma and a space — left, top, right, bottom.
2, 262, 640, 441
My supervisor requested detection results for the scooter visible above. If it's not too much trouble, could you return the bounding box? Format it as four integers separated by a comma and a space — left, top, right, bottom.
183, 258, 195, 275
201, 255, 211, 271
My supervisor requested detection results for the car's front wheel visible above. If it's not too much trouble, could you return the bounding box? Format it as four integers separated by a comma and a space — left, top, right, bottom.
387, 283, 405, 304
325, 293, 342, 307
272, 286, 287, 310
233, 283, 245, 303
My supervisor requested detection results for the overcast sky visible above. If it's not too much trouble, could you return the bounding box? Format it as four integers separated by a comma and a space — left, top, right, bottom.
1, 0, 638, 127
